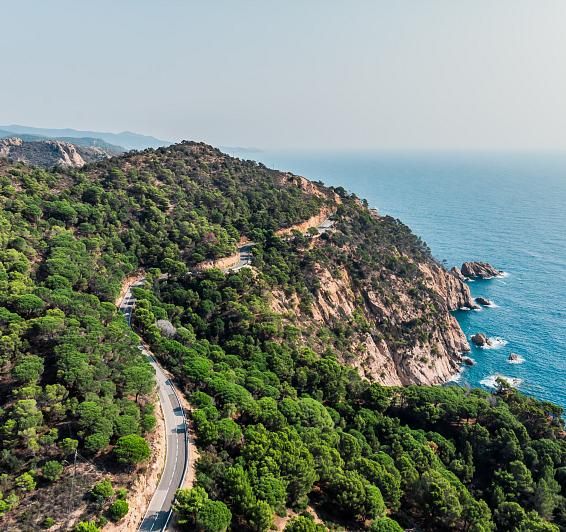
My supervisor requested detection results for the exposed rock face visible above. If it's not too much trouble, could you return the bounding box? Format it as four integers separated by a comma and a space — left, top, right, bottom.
475, 297, 492, 306
471, 333, 491, 347
461, 261, 502, 279
0, 137, 113, 168
271, 258, 472, 386
420, 263, 476, 310
450, 266, 466, 282
193, 252, 241, 272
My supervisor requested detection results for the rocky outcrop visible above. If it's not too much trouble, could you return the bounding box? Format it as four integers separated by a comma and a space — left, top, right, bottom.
461, 261, 503, 279
193, 252, 241, 272
0, 136, 24, 156
271, 258, 471, 387
420, 263, 476, 310
279, 173, 342, 205
475, 297, 492, 306
471, 333, 491, 347
450, 266, 466, 282
0, 137, 113, 168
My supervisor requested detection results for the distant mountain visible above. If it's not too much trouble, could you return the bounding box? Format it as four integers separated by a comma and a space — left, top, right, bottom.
0, 129, 125, 154
0, 137, 117, 168
0, 124, 170, 150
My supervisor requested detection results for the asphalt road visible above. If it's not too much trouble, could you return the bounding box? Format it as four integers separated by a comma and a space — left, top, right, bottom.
119, 281, 189, 532
227, 219, 333, 273
116, 216, 332, 529
229, 243, 255, 272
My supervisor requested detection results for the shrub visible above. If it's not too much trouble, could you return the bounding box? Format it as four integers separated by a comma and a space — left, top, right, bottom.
42, 460, 63, 482
108, 499, 129, 521
370, 517, 404, 532
15, 472, 36, 492
59, 437, 78, 456
90, 479, 113, 502
73, 521, 100, 532
84, 432, 110, 454
141, 413, 157, 433
284, 515, 326, 531
42, 517, 55, 529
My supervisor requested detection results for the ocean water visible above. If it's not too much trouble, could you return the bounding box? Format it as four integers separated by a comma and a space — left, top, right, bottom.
232, 150, 566, 408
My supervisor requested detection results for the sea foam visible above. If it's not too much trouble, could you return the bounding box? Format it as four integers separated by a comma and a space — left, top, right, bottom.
480, 374, 522, 389
447, 368, 465, 383
479, 337, 508, 350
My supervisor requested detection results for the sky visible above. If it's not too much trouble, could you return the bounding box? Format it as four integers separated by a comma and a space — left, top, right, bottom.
1, 0, 566, 150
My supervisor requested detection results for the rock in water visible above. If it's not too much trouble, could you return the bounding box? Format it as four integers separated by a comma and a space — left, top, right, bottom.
471, 333, 491, 347
508, 353, 520, 362
462, 356, 476, 366
475, 297, 492, 306
461, 262, 502, 279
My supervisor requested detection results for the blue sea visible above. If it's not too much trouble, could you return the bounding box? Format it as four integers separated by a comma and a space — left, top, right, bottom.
233, 150, 566, 408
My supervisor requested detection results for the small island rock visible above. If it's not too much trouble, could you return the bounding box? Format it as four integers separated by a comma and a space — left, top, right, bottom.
462, 356, 476, 366
461, 262, 503, 279
471, 333, 492, 347
475, 297, 492, 306
508, 353, 520, 362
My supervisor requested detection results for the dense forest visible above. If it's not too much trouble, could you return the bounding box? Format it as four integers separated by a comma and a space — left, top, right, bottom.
0, 142, 564, 531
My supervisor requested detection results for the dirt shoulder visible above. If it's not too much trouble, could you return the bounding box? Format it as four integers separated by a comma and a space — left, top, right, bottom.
114, 271, 145, 306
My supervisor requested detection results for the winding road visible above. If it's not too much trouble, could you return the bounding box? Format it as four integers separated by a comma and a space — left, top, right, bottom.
119, 281, 189, 532
117, 216, 334, 530
227, 218, 333, 272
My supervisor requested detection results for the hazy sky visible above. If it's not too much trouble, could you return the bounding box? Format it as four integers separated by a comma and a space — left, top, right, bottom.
2, 0, 566, 150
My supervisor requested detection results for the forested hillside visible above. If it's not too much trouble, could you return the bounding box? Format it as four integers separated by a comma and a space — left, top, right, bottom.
1, 142, 565, 531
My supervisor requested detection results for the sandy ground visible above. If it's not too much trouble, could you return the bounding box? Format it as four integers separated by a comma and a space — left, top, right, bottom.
2, 460, 104, 531
273, 506, 325, 530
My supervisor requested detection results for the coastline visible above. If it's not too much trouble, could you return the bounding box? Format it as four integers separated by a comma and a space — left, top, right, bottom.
231, 149, 566, 409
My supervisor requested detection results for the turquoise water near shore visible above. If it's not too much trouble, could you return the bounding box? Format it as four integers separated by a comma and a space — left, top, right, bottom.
233, 150, 566, 408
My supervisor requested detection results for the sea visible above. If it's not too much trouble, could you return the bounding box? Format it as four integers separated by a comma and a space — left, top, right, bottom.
232, 150, 566, 409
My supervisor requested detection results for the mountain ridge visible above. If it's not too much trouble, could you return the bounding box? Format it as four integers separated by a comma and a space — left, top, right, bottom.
0, 124, 169, 150
0, 136, 118, 168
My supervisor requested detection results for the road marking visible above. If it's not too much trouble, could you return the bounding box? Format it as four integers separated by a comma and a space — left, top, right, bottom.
118, 283, 189, 531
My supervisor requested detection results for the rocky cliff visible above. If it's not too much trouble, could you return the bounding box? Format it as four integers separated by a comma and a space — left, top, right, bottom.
0, 137, 114, 168
268, 202, 473, 386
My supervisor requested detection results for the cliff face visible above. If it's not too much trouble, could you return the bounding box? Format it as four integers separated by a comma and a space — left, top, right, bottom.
0, 137, 114, 168
420, 262, 476, 311
270, 245, 471, 386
